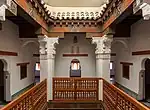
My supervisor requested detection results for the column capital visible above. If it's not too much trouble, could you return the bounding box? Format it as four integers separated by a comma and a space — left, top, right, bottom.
134, 0, 150, 20
38, 35, 59, 59
0, 0, 12, 21
38, 35, 48, 55
92, 35, 113, 55
47, 37, 59, 59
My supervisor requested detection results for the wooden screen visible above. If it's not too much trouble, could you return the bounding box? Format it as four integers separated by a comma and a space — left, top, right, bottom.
53, 78, 99, 102
1, 79, 47, 110
103, 79, 149, 110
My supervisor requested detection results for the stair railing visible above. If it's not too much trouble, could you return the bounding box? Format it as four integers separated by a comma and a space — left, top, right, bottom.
1, 79, 47, 110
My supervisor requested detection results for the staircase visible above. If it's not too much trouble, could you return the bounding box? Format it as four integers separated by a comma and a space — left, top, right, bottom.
47, 101, 105, 110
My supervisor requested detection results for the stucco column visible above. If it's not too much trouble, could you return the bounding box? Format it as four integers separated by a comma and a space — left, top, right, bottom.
46, 37, 58, 101
39, 35, 59, 101
92, 35, 113, 82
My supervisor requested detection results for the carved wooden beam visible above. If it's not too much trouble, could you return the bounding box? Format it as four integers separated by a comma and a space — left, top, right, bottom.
48, 32, 64, 38
103, 0, 134, 30
98, 0, 134, 31
14, 0, 49, 31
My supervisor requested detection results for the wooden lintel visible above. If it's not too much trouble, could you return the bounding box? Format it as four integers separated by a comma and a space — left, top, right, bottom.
63, 54, 88, 57
33, 54, 40, 57
0, 50, 18, 56
86, 32, 103, 38
132, 50, 150, 56
48, 32, 64, 38
17, 62, 30, 66
111, 53, 116, 56
120, 62, 133, 65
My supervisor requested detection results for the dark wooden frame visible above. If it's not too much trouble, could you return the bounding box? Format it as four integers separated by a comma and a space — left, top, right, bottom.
120, 62, 133, 80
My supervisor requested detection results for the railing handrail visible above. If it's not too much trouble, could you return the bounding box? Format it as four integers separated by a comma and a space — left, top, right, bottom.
53, 77, 102, 80
1, 79, 47, 110
103, 79, 150, 110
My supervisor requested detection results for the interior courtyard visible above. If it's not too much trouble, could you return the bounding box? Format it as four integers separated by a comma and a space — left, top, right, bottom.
0, 0, 150, 109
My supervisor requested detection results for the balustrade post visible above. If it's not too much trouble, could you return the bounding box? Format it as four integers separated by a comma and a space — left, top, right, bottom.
31, 90, 34, 110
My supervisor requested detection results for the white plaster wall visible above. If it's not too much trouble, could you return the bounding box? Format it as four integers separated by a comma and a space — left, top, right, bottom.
55, 33, 96, 77
0, 19, 39, 98
112, 19, 150, 94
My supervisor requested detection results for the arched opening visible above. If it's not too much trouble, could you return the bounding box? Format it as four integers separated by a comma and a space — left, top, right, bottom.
0, 60, 4, 101
144, 58, 150, 102
70, 59, 81, 77
22, 41, 40, 84
110, 40, 128, 84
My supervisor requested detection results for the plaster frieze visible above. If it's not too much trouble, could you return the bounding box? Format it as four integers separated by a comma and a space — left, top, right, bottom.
38, 35, 48, 55
46, 37, 59, 57
45, 4, 107, 20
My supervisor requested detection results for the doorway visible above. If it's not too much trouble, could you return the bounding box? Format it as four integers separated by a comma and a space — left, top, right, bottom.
0, 60, 4, 101
145, 59, 150, 101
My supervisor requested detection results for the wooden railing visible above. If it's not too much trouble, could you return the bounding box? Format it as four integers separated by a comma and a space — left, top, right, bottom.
103, 79, 150, 110
53, 77, 149, 109
53, 77, 99, 102
1, 79, 47, 110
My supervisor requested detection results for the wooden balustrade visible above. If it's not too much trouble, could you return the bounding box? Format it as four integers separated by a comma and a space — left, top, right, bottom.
4, 77, 147, 109
1, 79, 47, 110
53, 77, 149, 109
53, 77, 99, 102
103, 79, 150, 110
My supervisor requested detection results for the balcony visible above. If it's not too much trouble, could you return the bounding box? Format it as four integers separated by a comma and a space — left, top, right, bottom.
1, 78, 149, 110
